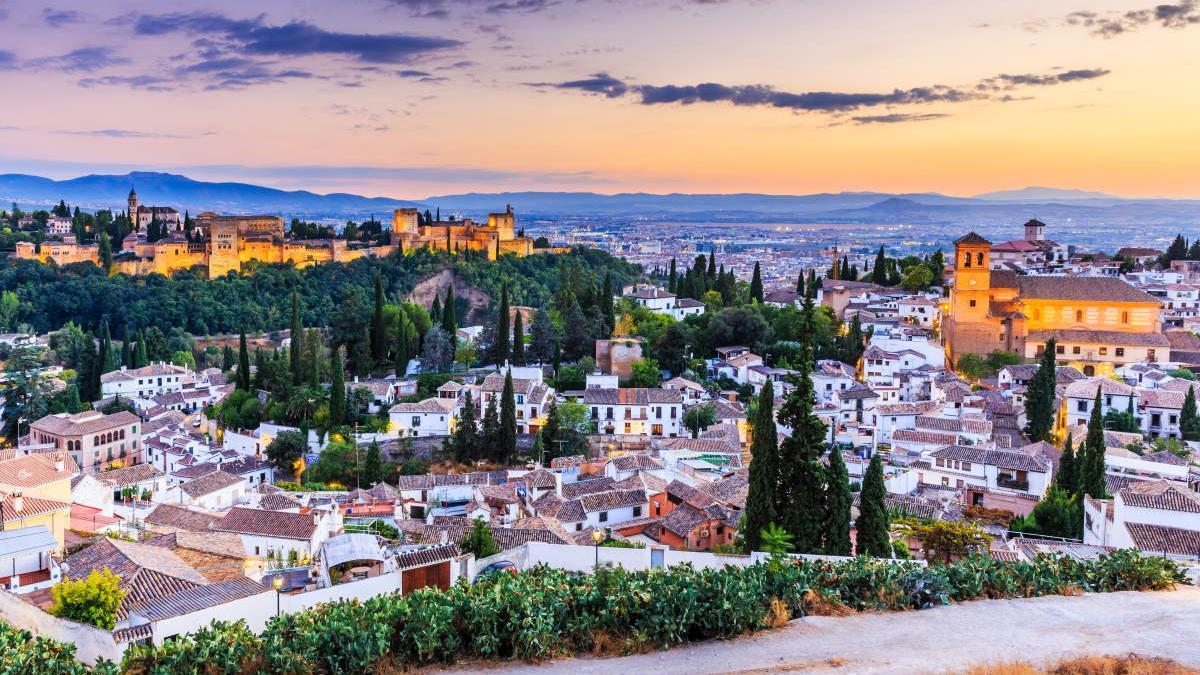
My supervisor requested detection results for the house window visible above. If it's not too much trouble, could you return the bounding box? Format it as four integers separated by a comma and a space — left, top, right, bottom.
1148, 349, 1157, 361
1073, 346, 1081, 355
670, 407, 677, 419
1056, 344, 1065, 355
411, 416, 421, 426
1121, 311, 1129, 324
969, 300, 977, 308
1077, 400, 1088, 412
962, 462, 972, 471
1099, 347, 1108, 355
598, 511, 608, 523
632, 506, 642, 517
1075, 310, 1083, 322
1115, 348, 1125, 357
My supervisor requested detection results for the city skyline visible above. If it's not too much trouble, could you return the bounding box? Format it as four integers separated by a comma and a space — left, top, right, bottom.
1, 0, 1199, 198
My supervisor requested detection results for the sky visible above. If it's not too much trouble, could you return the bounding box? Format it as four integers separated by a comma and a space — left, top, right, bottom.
0, 0, 1198, 198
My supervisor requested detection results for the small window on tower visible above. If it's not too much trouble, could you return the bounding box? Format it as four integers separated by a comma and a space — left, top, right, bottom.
969, 300, 977, 307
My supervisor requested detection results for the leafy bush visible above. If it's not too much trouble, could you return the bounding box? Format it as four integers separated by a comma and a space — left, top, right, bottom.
50, 569, 124, 630
16, 551, 1194, 673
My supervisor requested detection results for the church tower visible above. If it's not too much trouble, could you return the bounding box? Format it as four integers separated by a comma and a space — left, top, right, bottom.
950, 232, 993, 324
127, 186, 139, 230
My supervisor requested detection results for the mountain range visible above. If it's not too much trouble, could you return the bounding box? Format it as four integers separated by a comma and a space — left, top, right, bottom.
1, 173, 1199, 229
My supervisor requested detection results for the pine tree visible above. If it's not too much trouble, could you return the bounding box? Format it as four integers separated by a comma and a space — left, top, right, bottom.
498, 370, 518, 466
871, 246, 888, 285
510, 310, 525, 366
743, 381, 779, 553
1079, 389, 1108, 498
777, 353, 828, 552
749, 261, 763, 304
1056, 434, 1076, 495
371, 273, 386, 364
1182, 386, 1200, 441
823, 445, 852, 555
1023, 339, 1058, 442
329, 346, 347, 425
289, 291, 304, 384
493, 283, 511, 365
450, 390, 479, 462
237, 331, 251, 391
529, 308, 556, 365
855, 453, 891, 557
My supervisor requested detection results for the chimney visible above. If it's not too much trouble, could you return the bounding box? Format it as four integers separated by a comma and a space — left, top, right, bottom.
12, 493, 23, 514
54, 457, 64, 472
439, 530, 449, 545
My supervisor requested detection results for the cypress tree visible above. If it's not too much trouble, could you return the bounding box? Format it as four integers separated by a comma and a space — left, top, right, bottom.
289, 291, 303, 384
1079, 389, 1108, 498
668, 257, 677, 293
305, 328, 322, 388
498, 370, 517, 466
329, 345, 346, 425
237, 331, 251, 391
441, 286, 456, 334
430, 294, 441, 324
480, 394, 500, 462
121, 326, 133, 369
806, 269, 818, 299
98, 320, 114, 374
600, 271, 614, 336
749, 261, 763, 304
743, 381, 779, 553
823, 445, 852, 555
1056, 433, 1076, 495
394, 313, 412, 377
871, 246, 888, 285
450, 390, 479, 462
1024, 339, 1057, 442
134, 331, 148, 368
855, 453, 891, 557
363, 441, 383, 486
371, 273, 386, 363
493, 283, 511, 365
796, 273, 805, 296
1182, 386, 1200, 441
222, 345, 235, 371
510, 310, 525, 366
706, 249, 716, 282
253, 348, 266, 391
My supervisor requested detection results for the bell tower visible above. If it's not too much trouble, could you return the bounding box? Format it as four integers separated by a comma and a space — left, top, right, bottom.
127, 186, 139, 230
950, 232, 992, 323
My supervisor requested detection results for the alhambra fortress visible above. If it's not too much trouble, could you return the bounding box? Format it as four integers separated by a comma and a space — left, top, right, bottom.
14, 188, 539, 276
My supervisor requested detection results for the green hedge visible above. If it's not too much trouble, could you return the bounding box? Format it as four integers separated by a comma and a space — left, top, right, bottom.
6, 551, 1189, 674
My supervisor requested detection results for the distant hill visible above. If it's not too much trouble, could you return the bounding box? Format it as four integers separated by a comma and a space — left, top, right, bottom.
0, 171, 420, 220
972, 186, 1122, 203
2, 172, 1199, 230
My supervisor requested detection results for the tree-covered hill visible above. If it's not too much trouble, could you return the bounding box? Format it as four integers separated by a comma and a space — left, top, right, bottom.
0, 247, 640, 337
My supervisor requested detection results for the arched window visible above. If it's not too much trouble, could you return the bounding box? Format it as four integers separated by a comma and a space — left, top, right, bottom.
976, 252, 985, 266
1121, 311, 1129, 324
1075, 310, 1083, 322
963, 252, 972, 268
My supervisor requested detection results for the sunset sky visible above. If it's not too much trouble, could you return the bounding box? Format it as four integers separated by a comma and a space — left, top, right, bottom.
1, 0, 1198, 198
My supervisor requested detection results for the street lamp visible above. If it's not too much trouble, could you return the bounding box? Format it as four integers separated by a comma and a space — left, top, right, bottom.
591, 528, 605, 573
272, 575, 284, 616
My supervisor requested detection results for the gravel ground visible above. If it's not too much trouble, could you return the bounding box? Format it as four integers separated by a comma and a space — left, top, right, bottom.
438, 587, 1200, 674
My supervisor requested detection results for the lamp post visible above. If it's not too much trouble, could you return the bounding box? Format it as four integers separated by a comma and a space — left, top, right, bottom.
591, 528, 605, 573
272, 575, 284, 617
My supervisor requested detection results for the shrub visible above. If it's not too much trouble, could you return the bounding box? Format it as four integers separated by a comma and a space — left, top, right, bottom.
50, 569, 124, 630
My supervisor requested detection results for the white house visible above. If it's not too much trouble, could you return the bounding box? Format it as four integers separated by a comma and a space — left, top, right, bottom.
920, 444, 1052, 509
1083, 479, 1200, 560
813, 360, 857, 403
100, 363, 195, 400
584, 388, 684, 437
1063, 378, 1138, 429
214, 506, 333, 560
479, 366, 555, 435
160, 470, 245, 510
388, 398, 456, 437
898, 296, 938, 328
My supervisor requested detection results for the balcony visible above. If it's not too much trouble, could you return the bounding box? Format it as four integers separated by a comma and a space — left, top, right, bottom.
996, 475, 1030, 492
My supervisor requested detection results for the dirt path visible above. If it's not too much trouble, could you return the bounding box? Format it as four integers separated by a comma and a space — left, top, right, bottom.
439, 587, 1200, 674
